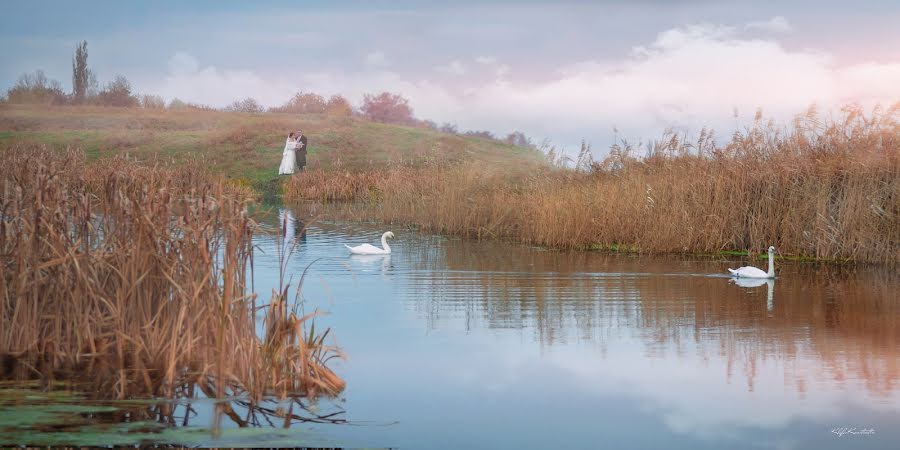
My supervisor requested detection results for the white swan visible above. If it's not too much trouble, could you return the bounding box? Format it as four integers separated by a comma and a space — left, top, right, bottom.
345, 231, 394, 255
728, 246, 776, 279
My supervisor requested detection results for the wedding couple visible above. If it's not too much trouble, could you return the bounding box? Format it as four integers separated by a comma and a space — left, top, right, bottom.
278, 130, 308, 175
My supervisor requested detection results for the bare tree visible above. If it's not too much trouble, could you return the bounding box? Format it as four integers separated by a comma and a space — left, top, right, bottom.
96, 75, 138, 107
6, 70, 67, 105
225, 97, 264, 113
141, 94, 165, 109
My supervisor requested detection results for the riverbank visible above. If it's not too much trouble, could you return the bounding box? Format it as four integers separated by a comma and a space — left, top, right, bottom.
285, 107, 900, 264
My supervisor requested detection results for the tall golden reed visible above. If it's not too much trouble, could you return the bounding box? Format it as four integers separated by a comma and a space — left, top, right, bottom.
284, 105, 899, 263
0, 146, 344, 401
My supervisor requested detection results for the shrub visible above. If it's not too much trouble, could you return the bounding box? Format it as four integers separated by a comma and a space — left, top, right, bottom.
140, 94, 165, 109
360, 92, 415, 125
272, 92, 326, 114
96, 75, 139, 107
325, 95, 353, 117
225, 97, 264, 113
5, 70, 68, 105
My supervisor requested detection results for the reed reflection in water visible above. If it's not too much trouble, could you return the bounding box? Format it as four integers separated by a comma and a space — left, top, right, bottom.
395, 236, 898, 397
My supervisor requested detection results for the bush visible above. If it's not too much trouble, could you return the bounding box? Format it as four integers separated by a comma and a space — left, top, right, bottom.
464, 130, 496, 140
96, 75, 139, 107
504, 131, 535, 149
5, 70, 68, 105
225, 97, 264, 113
360, 92, 415, 125
168, 97, 214, 111
325, 95, 353, 117
140, 94, 165, 109
271, 92, 326, 114
439, 123, 458, 134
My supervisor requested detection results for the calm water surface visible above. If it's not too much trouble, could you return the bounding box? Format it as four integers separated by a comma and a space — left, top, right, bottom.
248, 208, 899, 449
2, 207, 897, 448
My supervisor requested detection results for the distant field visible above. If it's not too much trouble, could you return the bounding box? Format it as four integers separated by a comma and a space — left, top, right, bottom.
0, 104, 545, 190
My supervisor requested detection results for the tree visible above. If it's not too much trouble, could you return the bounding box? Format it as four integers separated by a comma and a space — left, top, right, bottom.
168, 97, 214, 111
96, 75, 138, 107
360, 92, 414, 125
504, 131, 535, 149
271, 92, 326, 113
439, 122, 458, 134
225, 97, 263, 113
141, 94, 165, 109
168, 98, 187, 110
71, 40, 94, 104
464, 130, 496, 140
324, 95, 352, 117
6, 70, 67, 105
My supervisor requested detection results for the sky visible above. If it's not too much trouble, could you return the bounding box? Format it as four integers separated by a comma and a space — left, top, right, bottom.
2, 0, 900, 153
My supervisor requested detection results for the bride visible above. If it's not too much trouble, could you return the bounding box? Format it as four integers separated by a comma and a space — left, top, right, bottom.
278, 132, 298, 175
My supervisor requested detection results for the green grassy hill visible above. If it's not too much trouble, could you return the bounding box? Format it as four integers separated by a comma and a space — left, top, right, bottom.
0, 104, 545, 190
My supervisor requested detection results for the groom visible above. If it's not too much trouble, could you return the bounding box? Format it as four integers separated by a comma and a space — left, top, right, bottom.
294, 130, 308, 171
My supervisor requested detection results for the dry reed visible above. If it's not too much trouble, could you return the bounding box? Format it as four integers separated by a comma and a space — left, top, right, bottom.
0, 145, 344, 401
284, 105, 900, 263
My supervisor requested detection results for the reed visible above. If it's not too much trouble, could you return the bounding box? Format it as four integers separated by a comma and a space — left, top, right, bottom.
284, 105, 900, 263
0, 145, 344, 402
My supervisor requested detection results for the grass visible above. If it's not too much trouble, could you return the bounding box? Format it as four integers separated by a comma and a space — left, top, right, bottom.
285, 104, 900, 264
0, 145, 344, 402
0, 104, 543, 193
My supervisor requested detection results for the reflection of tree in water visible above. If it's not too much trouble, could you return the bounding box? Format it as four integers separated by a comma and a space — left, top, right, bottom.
399, 238, 899, 396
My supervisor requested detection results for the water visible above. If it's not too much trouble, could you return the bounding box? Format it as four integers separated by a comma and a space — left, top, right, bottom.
2, 207, 898, 448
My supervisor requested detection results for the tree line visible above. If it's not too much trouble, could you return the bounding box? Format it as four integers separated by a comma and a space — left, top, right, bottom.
2, 40, 537, 149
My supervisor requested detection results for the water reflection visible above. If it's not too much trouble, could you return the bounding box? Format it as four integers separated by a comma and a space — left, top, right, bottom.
730, 278, 774, 312
349, 254, 393, 277
394, 236, 898, 397
247, 207, 900, 449
0, 382, 346, 446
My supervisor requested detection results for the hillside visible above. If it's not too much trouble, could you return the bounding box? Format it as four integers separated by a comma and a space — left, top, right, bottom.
0, 104, 545, 190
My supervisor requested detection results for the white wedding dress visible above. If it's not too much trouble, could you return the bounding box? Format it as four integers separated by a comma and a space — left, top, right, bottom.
278, 138, 298, 175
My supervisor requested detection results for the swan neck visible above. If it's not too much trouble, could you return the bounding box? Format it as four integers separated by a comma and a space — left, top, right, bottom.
767, 251, 775, 277
381, 234, 391, 252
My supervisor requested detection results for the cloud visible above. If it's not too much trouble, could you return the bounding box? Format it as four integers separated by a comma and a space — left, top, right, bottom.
745, 16, 793, 33
151, 22, 900, 154
364, 50, 389, 69
449, 22, 900, 150
156, 53, 295, 107
435, 60, 468, 75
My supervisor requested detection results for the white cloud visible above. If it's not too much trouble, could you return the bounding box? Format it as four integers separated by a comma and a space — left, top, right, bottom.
151, 22, 900, 153
745, 16, 793, 33
167, 51, 200, 76
156, 53, 296, 107
364, 50, 389, 69
435, 60, 467, 75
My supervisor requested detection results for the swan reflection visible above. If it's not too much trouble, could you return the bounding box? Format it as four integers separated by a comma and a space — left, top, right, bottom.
349, 253, 393, 276
730, 277, 775, 312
